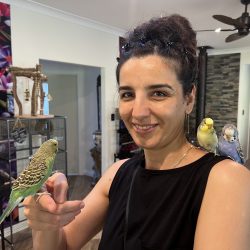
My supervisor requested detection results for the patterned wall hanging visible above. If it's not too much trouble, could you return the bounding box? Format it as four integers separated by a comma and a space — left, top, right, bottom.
0, 2, 13, 117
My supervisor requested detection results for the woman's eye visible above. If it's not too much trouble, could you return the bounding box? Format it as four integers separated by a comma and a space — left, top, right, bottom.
152, 91, 168, 98
120, 92, 134, 100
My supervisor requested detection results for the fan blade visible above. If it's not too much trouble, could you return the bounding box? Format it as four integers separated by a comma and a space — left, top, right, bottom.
196, 28, 235, 32
213, 15, 245, 28
221, 28, 237, 32
196, 29, 215, 32
225, 32, 248, 42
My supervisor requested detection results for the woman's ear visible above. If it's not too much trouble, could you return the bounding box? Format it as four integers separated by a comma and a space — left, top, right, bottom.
185, 85, 196, 114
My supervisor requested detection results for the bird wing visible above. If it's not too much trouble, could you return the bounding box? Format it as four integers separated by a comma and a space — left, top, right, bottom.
236, 140, 245, 164
12, 161, 47, 190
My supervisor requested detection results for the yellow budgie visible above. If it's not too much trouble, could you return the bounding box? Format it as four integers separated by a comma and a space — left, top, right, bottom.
197, 118, 218, 154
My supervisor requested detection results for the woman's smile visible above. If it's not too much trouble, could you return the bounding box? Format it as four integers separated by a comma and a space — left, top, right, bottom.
132, 123, 158, 135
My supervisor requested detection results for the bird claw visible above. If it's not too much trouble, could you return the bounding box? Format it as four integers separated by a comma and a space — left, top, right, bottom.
35, 191, 52, 203
51, 170, 62, 175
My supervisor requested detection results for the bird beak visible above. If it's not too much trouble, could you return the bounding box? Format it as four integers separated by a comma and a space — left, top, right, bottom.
207, 124, 212, 129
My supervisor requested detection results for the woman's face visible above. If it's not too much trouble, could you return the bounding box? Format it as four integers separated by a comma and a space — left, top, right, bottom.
119, 55, 195, 150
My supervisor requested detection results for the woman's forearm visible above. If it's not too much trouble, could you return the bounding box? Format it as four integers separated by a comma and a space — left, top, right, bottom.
32, 228, 67, 250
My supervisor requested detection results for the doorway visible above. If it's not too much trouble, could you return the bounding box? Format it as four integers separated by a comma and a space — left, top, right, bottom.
40, 59, 101, 176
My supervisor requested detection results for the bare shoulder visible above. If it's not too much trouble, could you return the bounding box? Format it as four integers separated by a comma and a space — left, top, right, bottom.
205, 158, 250, 211
194, 159, 250, 249
104, 158, 129, 178
99, 158, 129, 196
209, 159, 250, 190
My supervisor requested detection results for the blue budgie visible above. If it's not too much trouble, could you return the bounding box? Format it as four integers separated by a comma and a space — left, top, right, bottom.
218, 124, 245, 164
0, 139, 58, 225
197, 117, 218, 154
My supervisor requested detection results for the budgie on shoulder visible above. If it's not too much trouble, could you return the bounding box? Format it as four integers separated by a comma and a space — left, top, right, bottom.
218, 124, 245, 164
197, 117, 218, 154
0, 139, 58, 225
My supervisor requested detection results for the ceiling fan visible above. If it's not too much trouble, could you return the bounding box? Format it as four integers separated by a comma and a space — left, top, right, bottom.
197, 0, 250, 42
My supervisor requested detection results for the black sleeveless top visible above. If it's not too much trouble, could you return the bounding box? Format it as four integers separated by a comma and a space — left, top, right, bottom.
98, 153, 228, 250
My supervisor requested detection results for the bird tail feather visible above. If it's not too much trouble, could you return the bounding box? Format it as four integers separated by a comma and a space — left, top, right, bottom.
0, 197, 23, 225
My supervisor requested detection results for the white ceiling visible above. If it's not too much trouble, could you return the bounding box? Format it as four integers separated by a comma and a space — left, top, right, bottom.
29, 0, 250, 51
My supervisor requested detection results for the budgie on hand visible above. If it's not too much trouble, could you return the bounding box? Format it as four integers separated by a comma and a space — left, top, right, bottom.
218, 124, 245, 164
0, 139, 58, 225
197, 117, 218, 154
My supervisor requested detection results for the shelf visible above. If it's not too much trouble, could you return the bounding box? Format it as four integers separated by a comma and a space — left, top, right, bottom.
115, 120, 139, 160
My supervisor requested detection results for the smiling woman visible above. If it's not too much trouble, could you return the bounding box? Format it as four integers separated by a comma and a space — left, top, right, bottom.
98, 14, 250, 250
24, 14, 250, 250
118, 55, 193, 152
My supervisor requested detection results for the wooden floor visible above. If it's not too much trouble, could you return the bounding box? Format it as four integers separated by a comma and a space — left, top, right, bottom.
1, 175, 94, 250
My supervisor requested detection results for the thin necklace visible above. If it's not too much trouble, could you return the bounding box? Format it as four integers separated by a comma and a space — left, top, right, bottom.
171, 144, 194, 169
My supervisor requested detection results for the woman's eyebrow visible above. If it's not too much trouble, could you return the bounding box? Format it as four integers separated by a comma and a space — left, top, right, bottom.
118, 86, 133, 92
147, 84, 174, 91
118, 83, 175, 92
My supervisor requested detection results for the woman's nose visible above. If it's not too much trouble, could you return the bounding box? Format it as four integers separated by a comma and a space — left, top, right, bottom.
132, 96, 150, 120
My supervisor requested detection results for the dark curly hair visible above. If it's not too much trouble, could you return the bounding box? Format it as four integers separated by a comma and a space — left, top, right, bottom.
116, 14, 197, 95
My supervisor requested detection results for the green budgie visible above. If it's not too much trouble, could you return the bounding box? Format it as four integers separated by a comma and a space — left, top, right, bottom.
0, 139, 58, 225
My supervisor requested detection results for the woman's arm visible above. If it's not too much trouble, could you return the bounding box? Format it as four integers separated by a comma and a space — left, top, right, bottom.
194, 160, 250, 250
24, 159, 128, 250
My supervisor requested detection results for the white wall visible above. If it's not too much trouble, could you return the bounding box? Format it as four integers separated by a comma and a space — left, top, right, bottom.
239, 53, 250, 160
3, 0, 124, 172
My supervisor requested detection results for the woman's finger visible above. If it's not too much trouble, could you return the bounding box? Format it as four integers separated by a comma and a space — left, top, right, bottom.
25, 206, 81, 227
24, 198, 84, 231
23, 173, 84, 232
46, 173, 69, 204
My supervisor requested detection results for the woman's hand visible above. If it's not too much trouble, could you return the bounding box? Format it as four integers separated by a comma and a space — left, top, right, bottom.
23, 172, 84, 231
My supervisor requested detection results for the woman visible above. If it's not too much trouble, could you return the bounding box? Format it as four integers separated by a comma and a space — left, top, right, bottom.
23, 14, 250, 250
